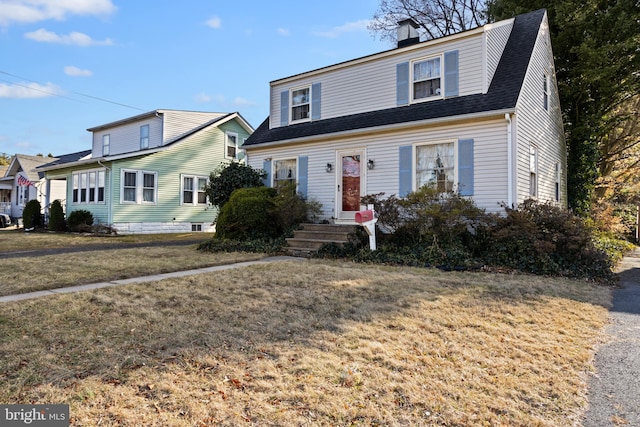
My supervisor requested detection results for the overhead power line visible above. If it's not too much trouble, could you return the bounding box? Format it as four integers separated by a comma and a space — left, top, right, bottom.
0, 70, 147, 112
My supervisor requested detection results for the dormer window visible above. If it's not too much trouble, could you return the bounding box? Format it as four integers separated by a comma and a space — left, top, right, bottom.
102, 134, 110, 156
412, 56, 442, 101
291, 87, 310, 122
140, 125, 149, 149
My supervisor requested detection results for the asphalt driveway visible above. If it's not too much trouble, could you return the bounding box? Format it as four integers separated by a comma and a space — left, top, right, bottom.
583, 250, 640, 426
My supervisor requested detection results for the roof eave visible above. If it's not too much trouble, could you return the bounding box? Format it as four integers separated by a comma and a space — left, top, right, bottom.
244, 108, 515, 150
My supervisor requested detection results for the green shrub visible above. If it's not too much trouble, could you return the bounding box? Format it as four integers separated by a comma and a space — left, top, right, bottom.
22, 200, 42, 229
359, 186, 491, 267
67, 209, 94, 232
592, 232, 636, 265
272, 181, 323, 234
215, 187, 280, 240
206, 162, 266, 210
328, 192, 615, 281
49, 199, 65, 232
484, 200, 613, 280
215, 183, 323, 241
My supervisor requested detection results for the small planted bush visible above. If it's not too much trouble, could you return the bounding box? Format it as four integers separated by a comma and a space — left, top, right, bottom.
215, 187, 280, 240
207, 183, 323, 250
67, 209, 94, 232
22, 200, 42, 230
329, 190, 615, 281
484, 200, 613, 280
49, 199, 65, 232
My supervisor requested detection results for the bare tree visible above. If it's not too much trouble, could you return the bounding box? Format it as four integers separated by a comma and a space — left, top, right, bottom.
368, 0, 489, 44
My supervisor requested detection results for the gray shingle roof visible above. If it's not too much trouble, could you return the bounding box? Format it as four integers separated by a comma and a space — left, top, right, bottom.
244, 9, 545, 147
36, 150, 92, 169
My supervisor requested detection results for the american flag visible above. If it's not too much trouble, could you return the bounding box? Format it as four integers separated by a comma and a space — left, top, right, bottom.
17, 173, 32, 187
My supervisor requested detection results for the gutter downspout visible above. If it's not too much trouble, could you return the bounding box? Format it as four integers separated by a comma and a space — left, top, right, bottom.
97, 160, 112, 226
505, 113, 514, 208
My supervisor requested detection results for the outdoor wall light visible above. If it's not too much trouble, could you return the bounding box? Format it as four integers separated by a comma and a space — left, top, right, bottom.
325, 163, 333, 173
367, 159, 375, 170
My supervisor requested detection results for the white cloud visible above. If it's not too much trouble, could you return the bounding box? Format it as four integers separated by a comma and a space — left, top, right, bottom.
25, 28, 113, 46
0, 82, 61, 98
277, 28, 290, 36
313, 19, 370, 38
64, 65, 92, 76
206, 15, 221, 29
232, 97, 256, 107
194, 92, 212, 103
0, 0, 117, 26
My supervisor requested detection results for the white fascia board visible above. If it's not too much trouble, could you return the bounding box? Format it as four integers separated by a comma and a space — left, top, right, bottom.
244, 108, 516, 150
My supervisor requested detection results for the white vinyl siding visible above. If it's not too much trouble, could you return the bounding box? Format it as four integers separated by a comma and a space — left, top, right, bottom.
93, 118, 162, 157
270, 31, 484, 128
514, 14, 566, 207
162, 111, 225, 142
247, 119, 508, 219
90, 111, 226, 158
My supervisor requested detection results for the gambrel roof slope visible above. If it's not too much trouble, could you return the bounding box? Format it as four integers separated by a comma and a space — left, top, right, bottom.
245, 9, 545, 147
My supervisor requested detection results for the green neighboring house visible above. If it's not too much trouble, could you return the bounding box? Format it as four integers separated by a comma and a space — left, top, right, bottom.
38, 109, 253, 234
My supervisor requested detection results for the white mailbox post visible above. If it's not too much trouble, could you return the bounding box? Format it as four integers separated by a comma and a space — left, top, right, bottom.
355, 204, 378, 251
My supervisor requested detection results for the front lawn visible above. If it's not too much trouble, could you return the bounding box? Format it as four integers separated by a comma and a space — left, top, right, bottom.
0, 260, 611, 426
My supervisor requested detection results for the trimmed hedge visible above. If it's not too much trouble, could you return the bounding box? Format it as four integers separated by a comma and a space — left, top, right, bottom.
22, 200, 42, 229
67, 209, 94, 232
49, 199, 65, 232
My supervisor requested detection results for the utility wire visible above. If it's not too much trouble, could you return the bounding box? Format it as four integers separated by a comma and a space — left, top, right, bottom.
0, 70, 147, 112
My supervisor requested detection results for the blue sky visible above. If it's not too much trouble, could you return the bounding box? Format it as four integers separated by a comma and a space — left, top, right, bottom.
0, 0, 389, 157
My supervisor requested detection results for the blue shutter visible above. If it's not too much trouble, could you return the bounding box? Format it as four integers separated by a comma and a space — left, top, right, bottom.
458, 138, 474, 196
280, 91, 289, 126
396, 62, 410, 106
262, 159, 272, 187
444, 50, 459, 97
311, 83, 321, 120
297, 156, 308, 198
399, 145, 413, 197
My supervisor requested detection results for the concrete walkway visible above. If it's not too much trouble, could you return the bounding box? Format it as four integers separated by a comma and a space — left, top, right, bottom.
0, 256, 305, 303
583, 249, 640, 426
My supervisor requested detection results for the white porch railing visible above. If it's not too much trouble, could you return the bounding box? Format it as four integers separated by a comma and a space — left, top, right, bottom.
0, 202, 10, 215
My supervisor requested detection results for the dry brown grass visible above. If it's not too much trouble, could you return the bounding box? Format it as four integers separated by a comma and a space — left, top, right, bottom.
0, 228, 207, 252
0, 260, 611, 426
0, 246, 265, 296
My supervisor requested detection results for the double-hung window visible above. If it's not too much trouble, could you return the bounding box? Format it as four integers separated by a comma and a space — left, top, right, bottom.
412, 56, 442, 101
555, 162, 561, 202
80, 173, 88, 202
415, 141, 455, 193
273, 158, 297, 189
543, 74, 549, 111
122, 170, 157, 204
182, 175, 208, 205
225, 132, 238, 160
72, 169, 106, 204
72, 174, 79, 203
529, 145, 538, 197
102, 134, 110, 156
291, 87, 310, 122
140, 125, 149, 149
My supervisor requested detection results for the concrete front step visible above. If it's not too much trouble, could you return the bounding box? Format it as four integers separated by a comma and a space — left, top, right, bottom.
286, 223, 357, 256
